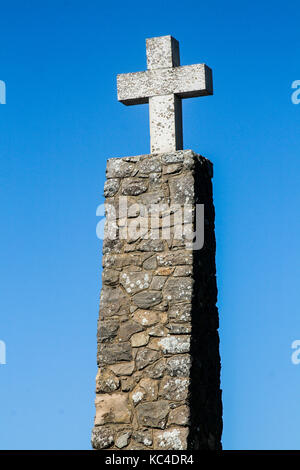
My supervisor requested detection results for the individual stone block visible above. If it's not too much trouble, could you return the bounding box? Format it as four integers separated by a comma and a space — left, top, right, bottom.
100, 285, 129, 318
131, 378, 158, 405
98, 342, 132, 365
137, 156, 162, 175
158, 376, 189, 401
169, 173, 194, 204
133, 429, 153, 447
135, 348, 161, 370
121, 377, 135, 392
121, 178, 148, 196
168, 304, 192, 322
95, 393, 132, 425
143, 255, 158, 270
115, 431, 131, 449
132, 291, 162, 308
132, 309, 159, 326
91, 426, 114, 449
98, 320, 119, 343
157, 250, 193, 267
145, 358, 166, 379
108, 361, 135, 376
166, 323, 191, 334
120, 271, 152, 295
168, 405, 189, 426
104, 178, 120, 197
166, 355, 191, 377
138, 239, 165, 252
131, 331, 149, 347
102, 268, 120, 285
118, 320, 143, 341
136, 401, 169, 429
96, 369, 120, 393
106, 158, 135, 178
153, 427, 188, 450
150, 276, 167, 290
158, 335, 190, 354
164, 277, 193, 302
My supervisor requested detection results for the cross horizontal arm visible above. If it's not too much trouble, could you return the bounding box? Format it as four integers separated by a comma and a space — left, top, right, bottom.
117, 64, 213, 106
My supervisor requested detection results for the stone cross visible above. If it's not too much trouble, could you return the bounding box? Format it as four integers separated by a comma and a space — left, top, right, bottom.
117, 35, 213, 153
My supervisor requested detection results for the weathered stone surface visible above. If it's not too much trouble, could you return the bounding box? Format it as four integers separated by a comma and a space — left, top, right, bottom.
168, 405, 189, 426
157, 250, 193, 267
169, 173, 194, 204
106, 158, 135, 178
132, 309, 159, 326
95, 393, 131, 425
131, 331, 149, 347
173, 266, 193, 277
135, 348, 160, 370
118, 320, 143, 341
104, 178, 120, 197
126, 441, 149, 450
117, 35, 212, 154
159, 376, 189, 401
96, 369, 120, 393
166, 355, 191, 377
145, 358, 166, 379
154, 267, 174, 276
166, 323, 191, 334
148, 325, 166, 337
150, 276, 167, 290
131, 378, 158, 405
158, 335, 190, 354
93, 149, 222, 450
100, 286, 129, 318
98, 320, 119, 343
162, 151, 188, 164
138, 239, 164, 252
163, 162, 183, 174
133, 429, 153, 447
168, 304, 191, 322
99, 342, 132, 365
121, 377, 135, 392
137, 157, 162, 175
122, 178, 148, 196
136, 400, 169, 429
91, 426, 114, 449
148, 337, 162, 350
120, 271, 152, 295
164, 277, 193, 302
143, 255, 158, 270
153, 427, 188, 450
115, 432, 131, 449
132, 291, 162, 309
102, 268, 119, 286
108, 361, 135, 376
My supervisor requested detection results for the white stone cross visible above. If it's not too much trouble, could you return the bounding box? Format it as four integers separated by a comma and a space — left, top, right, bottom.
117, 35, 213, 154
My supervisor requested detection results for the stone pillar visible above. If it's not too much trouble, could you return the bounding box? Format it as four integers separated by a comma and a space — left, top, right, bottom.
92, 150, 222, 450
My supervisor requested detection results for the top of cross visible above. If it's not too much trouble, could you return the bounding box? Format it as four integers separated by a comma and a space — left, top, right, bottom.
117, 36, 213, 154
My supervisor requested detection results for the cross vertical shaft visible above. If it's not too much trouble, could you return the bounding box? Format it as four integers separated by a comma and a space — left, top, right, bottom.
146, 36, 183, 153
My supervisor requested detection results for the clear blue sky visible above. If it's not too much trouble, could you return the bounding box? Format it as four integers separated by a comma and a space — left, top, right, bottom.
0, 0, 299, 450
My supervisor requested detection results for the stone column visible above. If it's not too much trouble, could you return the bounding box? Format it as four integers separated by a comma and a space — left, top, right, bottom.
91, 150, 222, 450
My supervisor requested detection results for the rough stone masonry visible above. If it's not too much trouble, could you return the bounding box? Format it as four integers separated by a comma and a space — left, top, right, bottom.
91, 150, 222, 450
92, 36, 222, 450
